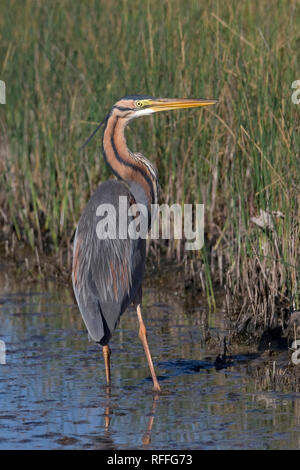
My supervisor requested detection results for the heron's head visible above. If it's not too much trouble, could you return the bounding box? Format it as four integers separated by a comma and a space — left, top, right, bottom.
80, 94, 217, 150
113, 94, 217, 121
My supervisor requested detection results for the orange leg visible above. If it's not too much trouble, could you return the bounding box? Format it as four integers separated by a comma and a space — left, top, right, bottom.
137, 304, 161, 392
102, 345, 111, 387
104, 386, 111, 432
142, 394, 159, 445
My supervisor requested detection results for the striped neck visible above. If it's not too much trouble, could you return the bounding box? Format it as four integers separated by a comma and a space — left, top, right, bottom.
102, 108, 158, 213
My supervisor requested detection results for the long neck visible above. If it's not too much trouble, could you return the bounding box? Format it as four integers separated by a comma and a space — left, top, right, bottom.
102, 110, 158, 212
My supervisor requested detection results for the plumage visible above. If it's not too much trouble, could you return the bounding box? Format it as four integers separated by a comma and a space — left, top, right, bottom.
73, 180, 145, 345
72, 95, 216, 390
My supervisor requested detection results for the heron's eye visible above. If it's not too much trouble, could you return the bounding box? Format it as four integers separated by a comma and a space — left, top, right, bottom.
136, 100, 143, 108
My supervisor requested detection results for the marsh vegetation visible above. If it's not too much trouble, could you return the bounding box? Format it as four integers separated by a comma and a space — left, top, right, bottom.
0, 0, 299, 342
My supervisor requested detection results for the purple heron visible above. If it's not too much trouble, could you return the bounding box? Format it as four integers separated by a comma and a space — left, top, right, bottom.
72, 95, 216, 391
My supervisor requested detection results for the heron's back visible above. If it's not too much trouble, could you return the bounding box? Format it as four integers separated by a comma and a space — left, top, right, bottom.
72, 180, 146, 345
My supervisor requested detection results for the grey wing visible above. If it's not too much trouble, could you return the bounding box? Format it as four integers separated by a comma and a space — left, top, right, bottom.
72, 182, 146, 345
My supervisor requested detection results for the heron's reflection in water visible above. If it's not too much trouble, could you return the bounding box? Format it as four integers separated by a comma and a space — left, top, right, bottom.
103, 387, 160, 446
104, 386, 111, 432
142, 393, 159, 446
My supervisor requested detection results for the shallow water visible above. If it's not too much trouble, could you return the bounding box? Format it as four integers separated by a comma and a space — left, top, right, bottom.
0, 266, 299, 449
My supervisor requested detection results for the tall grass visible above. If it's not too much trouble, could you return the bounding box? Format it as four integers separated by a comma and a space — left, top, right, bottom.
0, 0, 299, 334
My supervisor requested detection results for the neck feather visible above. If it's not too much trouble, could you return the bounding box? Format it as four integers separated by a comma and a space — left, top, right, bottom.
102, 110, 158, 210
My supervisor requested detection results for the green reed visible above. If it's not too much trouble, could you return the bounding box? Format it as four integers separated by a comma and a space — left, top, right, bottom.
0, 0, 299, 317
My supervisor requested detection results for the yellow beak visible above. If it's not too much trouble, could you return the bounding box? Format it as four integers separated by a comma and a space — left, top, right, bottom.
148, 98, 217, 112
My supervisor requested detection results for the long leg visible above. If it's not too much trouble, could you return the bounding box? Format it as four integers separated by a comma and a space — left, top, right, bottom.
104, 385, 111, 432
137, 304, 161, 392
102, 344, 111, 387
142, 393, 159, 445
